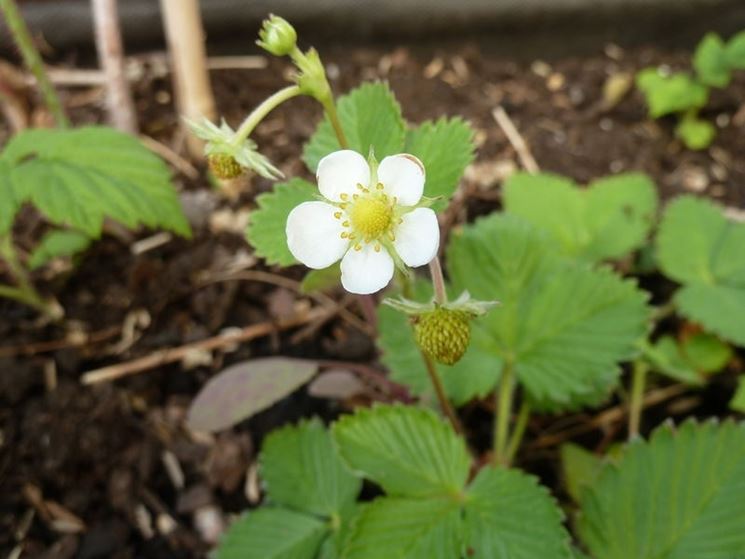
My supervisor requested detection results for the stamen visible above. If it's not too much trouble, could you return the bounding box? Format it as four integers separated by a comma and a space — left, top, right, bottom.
354, 244, 362, 251
341, 232, 348, 238
340, 193, 349, 200
339, 203, 348, 210
353, 194, 359, 200
374, 244, 381, 252
342, 220, 350, 227
376, 183, 384, 190
334, 211, 342, 219
388, 232, 396, 241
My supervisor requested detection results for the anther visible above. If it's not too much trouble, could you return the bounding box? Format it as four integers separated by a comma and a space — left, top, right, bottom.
341, 232, 348, 239
334, 211, 342, 219
354, 244, 362, 251
342, 220, 350, 227
340, 193, 349, 201
376, 183, 384, 190
374, 244, 381, 252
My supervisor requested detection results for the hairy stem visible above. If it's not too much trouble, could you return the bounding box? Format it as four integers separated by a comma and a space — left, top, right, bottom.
429, 256, 447, 305
0, 235, 61, 318
321, 96, 349, 149
628, 360, 649, 440
234, 85, 302, 143
0, 0, 69, 127
421, 350, 462, 435
505, 399, 531, 466
493, 359, 515, 465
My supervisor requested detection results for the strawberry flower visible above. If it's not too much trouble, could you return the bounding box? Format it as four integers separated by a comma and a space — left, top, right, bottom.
286, 149, 439, 294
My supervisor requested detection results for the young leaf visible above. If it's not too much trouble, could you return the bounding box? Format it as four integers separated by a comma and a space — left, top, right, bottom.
635, 69, 708, 118
447, 215, 650, 411
217, 508, 327, 559
332, 404, 470, 497
187, 358, 318, 432
0, 161, 17, 235
343, 496, 463, 559
1, 127, 190, 237
464, 467, 571, 559
731, 376, 745, 413
28, 229, 91, 270
560, 443, 604, 504
503, 172, 658, 262
246, 179, 316, 266
693, 32, 731, 88
683, 332, 732, 373
725, 30, 745, 69
404, 117, 474, 206
301, 263, 340, 293
656, 196, 745, 345
577, 420, 745, 559
260, 419, 361, 517
642, 336, 702, 385
675, 115, 716, 150
303, 82, 406, 172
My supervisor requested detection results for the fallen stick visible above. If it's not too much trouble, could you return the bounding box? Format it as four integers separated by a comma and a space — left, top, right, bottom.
492, 106, 540, 174
81, 307, 327, 385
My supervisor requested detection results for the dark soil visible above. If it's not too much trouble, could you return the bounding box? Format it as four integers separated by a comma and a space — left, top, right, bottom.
1, 40, 745, 558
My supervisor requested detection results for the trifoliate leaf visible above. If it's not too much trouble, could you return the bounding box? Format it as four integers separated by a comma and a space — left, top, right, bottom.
725, 30, 745, 69
377, 281, 501, 406
217, 508, 327, 559
303, 82, 406, 172
578, 420, 745, 559
503, 172, 658, 262
448, 215, 650, 411
693, 32, 731, 88
404, 117, 474, 208
246, 178, 316, 266
343, 496, 463, 559
636, 69, 708, 118
560, 443, 605, 504
1, 127, 190, 237
464, 467, 571, 559
675, 115, 716, 150
731, 376, 745, 413
656, 196, 745, 345
28, 229, 91, 270
260, 419, 361, 517
0, 161, 17, 235
332, 404, 470, 497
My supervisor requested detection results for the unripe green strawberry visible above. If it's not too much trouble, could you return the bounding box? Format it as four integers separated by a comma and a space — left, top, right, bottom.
208, 153, 243, 179
414, 307, 471, 366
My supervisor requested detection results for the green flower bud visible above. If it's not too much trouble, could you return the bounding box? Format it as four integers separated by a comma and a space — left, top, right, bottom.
208, 152, 243, 179
257, 15, 297, 57
414, 307, 471, 366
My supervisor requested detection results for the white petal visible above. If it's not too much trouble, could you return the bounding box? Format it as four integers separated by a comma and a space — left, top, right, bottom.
377, 154, 425, 206
340, 244, 394, 294
393, 208, 439, 267
316, 150, 370, 202
286, 202, 348, 269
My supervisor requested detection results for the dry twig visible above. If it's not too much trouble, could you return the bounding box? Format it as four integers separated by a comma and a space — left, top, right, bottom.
492, 106, 540, 174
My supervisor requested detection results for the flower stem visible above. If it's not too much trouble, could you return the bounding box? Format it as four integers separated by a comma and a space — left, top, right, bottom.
321, 96, 349, 149
429, 256, 447, 305
420, 349, 462, 435
0, 0, 69, 127
628, 360, 649, 440
233, 85, 302, 143
493, 359, 515, 465
505, 399, 531, 466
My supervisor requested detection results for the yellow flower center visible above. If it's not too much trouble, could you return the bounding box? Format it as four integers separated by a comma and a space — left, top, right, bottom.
334, 184, 401, 252
349, 197, 392, 239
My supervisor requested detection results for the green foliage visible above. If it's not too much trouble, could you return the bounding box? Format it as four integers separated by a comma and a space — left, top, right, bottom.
246, 179, 316, 266
560, 443, 604, 504
0, 161, 16, 235
675, 114, 716, 150
635, 69, 708, 118
447, 215, 650, 411
577, 420, 745, 559
731, 377, 745, 413
404, 117, 474, 206
301, 263, 341, 293
693, 32, 731, 87
656, 196, 745, 345
303, 82, 406, 171
261, 419, 361, 517
683, 332, 733, 373
503, 172, 658, 262
28, 229, 91, 270
0, 126, 190, 237
725, 30, 745, 69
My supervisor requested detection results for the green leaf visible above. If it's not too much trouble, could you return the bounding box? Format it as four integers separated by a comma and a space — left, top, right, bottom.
187, 358, 318, 432
503, 172, 658, 262
464, 467, 571, 559
217, 507, 327, 559
343, 496, 463, 559
731, 376, 745, 413
725, 30, 745, 69
642, 336, 702, 385
560, 443, 604, 504
683, 332, 732, 374
404, 117, 474, 207
246, 179, 316, 266
377, 281, 501, 406
675, 115, 716, 150
301, 263, 340, 293
0, 161, 18, 235
27, 229, 91, 270
447, 215, 650, 411
303, 82, 406, 172
332, 404, 470, 497
260, 419, 361, 517
657, 196, 745, 345
693, 32, 731, 88
636, 69, 708, 118
578, 420, 745, 559
1, 127, 190, 237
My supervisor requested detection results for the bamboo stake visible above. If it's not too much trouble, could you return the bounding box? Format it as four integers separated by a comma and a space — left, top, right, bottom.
91, 0, 137, 133
158, 0, 216, 158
